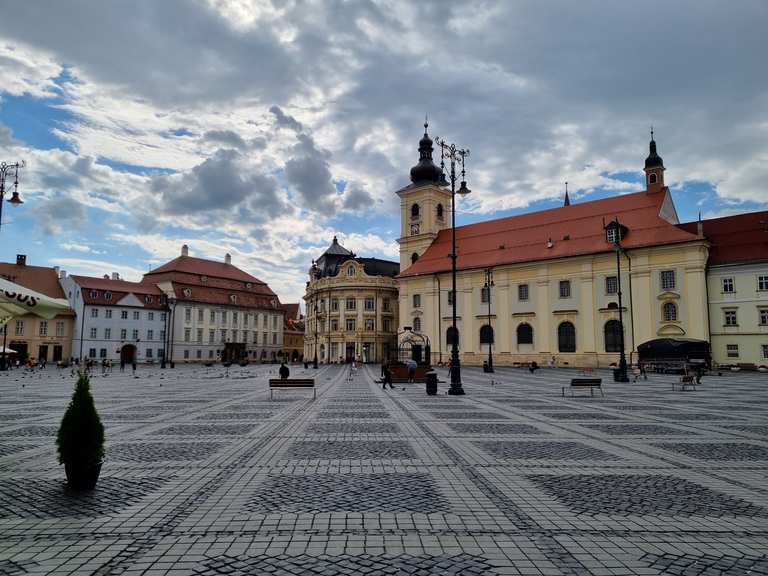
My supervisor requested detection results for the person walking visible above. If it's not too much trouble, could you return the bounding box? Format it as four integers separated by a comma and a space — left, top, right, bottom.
279, 361, 290, 380
382, 363, 394, 390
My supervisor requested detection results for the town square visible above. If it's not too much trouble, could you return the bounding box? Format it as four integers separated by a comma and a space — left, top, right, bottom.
1, 1, 768, 574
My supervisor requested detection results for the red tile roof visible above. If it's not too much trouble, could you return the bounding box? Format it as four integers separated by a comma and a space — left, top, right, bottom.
678, 211, 768, 266
145, 255, 268, 286
281, 303, 301, 320
400, 189, 700, 278
70, 275, 167, 308
0, 263, 67, 299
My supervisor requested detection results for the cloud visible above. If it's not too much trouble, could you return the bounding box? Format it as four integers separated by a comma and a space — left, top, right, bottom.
202, 129, 247, 150
52, 257, 147, 282
342, 183, 375, 212
36, 196, 86, 236
270, 105, 303, 132
284, 133, 337, 212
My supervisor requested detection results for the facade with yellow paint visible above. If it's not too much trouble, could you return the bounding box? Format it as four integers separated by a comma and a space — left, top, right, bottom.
396, 128, 711, 367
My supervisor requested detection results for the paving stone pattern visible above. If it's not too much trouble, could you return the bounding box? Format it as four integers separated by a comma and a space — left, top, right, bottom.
1, 363, 768, 575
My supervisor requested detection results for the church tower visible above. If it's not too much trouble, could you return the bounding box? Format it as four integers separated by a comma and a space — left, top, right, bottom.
396, 121, 452, 272
644, 129, 666, 193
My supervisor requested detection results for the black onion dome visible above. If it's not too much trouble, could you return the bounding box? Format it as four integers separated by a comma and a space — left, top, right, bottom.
645, 138, 664, 169
409, 122, 442, 184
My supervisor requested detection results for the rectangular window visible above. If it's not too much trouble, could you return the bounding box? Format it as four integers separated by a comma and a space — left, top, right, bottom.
222, 311, 228, 324
91, 308, 98, 318
210, 310, 216, 323
146, 348, 153, 358
365, 297, 375, 310
133, 310, 140, 320
56, 321, 65, 337
121, 329, 127, 340
722, 277, 734, 293
89, 327, 97, 339
272, 316, 278, 329
196, 349, 202, 359
147, 329, 153, 340
132, 329, 139, 340
221, 329, 227, 343
331, 319, 339, 331
331, 298, 339, 311
759, 275, 768, 291
100, 348, 107, 358
263, 331, 268, 344
605, 276, 618, 295
762, 344, 768, 360
272, 332, 277, 344
15, 320, 23, 336
383, 298, 391, 311
104, 328, 111, 340
197, 328, 203, 342
365, 319, 375, 331
518, 284, 529, 301
148, 311, 154, 321
724, 310, 738, 326
209, 329, 215, 344
184, 308, 191, 322
559, 280, 571, 298
252, 331, 258, 343
158, 348, 165, 360
346, 318, 356, 331
184, 328, 191, 342
726, 344, 739, 358
413, 294, 421, 308
198, 308, 204, 322
480, 286, 490, 303
760, 309, 768, 326
39, 320, 48, 336
184, 349, 190, 359
121, 310, 128, 320
160, 330, 165, 342
383, 318, 392, 332
161, 312, 166, 322
105, 309, 112, 319
208, 349, 214, 359
346, 298, 356, 310
89, 348, 96, 358
233, 311, 238, 324
661, 270, 676, 290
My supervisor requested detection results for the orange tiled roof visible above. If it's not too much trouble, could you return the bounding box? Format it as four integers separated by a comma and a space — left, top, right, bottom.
678, 211, 768, 266
281, 303, 300, 320
400, 189, 700, 277
145, 255, 267, 285
70, 275, 167, 308
0, 263, 67, 299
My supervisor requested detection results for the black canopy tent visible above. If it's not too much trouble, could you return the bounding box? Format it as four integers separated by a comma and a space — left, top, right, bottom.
637, 338, 711, 368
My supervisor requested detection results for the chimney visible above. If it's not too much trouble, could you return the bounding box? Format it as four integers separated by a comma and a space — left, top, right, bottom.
59, 270, 67, 279
225, 253, 232, 265
111, 272, 120, 280
103, 274, 109, 279
54, 266, 60, 275
181, 244, 189, 257
16, 254, 26, 266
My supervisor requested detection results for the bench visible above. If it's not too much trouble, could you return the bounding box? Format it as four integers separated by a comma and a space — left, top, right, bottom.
562, 378, 603, 397
268, 378, 315, 400
673, 374, 697, 391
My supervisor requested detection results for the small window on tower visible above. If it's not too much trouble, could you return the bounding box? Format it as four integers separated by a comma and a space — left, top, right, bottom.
649, 173, 657, 184
411, 253, 419, 264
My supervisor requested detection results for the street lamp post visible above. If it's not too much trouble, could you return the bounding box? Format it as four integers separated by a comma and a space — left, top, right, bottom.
168, 296, 177, 368
613, 219, 629, 382
484, 268, 494, 373
434, 137, 471, 395
0, 161, 24, 234
312, 299, 318, 369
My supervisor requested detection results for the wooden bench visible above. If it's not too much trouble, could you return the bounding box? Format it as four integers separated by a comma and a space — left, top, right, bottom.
673, 374, 697, 391
268, 378, 315, 400
562, 378, 603, 397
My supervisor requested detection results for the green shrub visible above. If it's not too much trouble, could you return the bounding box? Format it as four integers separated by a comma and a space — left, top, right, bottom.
56, 372, 105, 466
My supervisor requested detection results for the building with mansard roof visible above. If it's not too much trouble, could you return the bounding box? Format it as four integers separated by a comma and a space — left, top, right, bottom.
303, 237, 399, 364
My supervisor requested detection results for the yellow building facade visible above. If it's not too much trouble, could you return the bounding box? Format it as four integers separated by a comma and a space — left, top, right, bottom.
396, 129, 710, 368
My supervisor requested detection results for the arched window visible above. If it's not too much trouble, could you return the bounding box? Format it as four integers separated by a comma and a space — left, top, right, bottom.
411, 252, 419, 264
446, 326, 459, 347
480, 324, 494, 344
411, 203, 420, 219
663, 302, 677, 321
413, 317, 422, 332
558, 322, 576, 353
436, 203, 444, 220
517, 323, 533, 345
604, 320, 622, 353
649, 173, 657, 185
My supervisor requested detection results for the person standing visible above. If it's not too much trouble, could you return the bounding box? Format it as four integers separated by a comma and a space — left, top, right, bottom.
382, 363, 394, 390
279, 361, 290, 380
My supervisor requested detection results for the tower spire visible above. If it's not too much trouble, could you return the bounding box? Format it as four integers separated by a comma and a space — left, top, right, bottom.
409, 118, 441, 184
563, 181, 571, 207
644, 128, 665, 192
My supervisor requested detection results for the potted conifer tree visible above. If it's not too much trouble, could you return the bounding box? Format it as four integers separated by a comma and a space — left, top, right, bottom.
57, 372, 105, 490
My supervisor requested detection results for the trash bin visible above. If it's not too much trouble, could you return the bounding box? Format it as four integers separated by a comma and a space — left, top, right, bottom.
426, 371, 438, 395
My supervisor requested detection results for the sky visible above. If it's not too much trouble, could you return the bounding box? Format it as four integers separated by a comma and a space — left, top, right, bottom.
0, 0, 766, 305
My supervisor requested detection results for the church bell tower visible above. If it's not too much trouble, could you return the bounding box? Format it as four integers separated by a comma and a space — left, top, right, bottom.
644, 129, 666, 193
396, 121, 452, 272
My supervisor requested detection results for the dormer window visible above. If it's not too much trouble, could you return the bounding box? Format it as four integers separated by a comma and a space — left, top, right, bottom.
201, 275, 208, 283
89, 290, 98, 298
605, 221, 627, 244
347, 266, 355, 277
183, 288, 192, 298
246, 282, 252, 289
230, 294, 237, 304
104, 291, 112, 301
145, 295, 153, 304
606, 227, 619, 244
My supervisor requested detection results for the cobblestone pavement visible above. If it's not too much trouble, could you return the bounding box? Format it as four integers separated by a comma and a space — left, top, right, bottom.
1, 364, 768, 575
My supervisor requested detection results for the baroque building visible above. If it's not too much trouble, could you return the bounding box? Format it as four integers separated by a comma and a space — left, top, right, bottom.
303, 237, 399, 363
396, 126, 713, 367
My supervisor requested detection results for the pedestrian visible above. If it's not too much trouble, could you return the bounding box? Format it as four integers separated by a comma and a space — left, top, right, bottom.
529, 360, 539, 374
382, 363, 394, 390
279, 361, 290, 380
548, 356, 556, 369
120, 359, 125, 372
405, 358, 417, 383
132, 360, 137, 375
